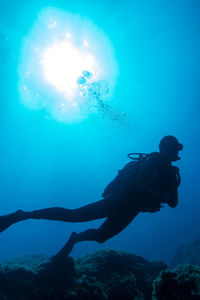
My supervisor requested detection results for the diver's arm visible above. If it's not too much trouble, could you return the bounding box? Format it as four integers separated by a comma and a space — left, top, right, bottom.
164, 167, 180, 208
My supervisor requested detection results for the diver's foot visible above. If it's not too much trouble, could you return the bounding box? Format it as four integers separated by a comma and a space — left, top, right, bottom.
0, 210, 25, 233
50, 232, 78, 263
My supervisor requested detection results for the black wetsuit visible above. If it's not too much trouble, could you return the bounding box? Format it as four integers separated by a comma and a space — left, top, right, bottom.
29, 152, 180, 244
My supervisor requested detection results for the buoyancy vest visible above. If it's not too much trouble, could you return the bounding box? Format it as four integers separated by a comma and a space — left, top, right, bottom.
102, 152, 180, 212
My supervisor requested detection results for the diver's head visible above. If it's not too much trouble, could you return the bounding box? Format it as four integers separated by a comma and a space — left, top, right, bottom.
159, 135, 183, 162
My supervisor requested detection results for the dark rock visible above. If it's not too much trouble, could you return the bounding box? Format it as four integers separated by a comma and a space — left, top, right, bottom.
0, 254, 50, 269
75, 249, 167, 300
36, 255, 75, 287
0, 253, 75, 299
0, 249, 167, 300
170, 238, 200, 268
152, 264, 200, 300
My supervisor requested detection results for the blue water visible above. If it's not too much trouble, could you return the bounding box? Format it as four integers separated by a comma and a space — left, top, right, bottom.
0, 0, 199, 263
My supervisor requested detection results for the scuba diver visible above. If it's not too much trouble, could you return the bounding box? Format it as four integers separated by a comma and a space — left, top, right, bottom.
0, 135, 183, 261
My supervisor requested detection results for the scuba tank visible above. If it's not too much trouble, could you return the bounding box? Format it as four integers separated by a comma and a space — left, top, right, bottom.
102, 153, 148, 198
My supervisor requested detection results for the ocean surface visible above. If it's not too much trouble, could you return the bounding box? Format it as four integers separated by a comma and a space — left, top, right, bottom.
0, 0, 199, 264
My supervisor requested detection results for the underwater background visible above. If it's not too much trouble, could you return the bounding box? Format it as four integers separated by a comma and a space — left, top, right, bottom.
0, 0, 199, 265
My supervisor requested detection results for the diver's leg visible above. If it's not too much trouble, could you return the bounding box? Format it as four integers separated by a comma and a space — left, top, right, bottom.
0, 210, 26, 233
0, 198, 113, 232
30, 200, 111, 222
76, 208, 139, 243
30, 197, 114, 222
51, 208, 139, 260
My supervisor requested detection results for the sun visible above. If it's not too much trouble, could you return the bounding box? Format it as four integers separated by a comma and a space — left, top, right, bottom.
41, 40, 97, 98
19, 8, 118, 123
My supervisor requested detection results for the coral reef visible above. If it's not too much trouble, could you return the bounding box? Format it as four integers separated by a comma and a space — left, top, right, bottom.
75, 249, 167, 300
170, 238, 200, 268
0, 249, 167, 300
2, 249, 200, 299
152, 264, 200, 300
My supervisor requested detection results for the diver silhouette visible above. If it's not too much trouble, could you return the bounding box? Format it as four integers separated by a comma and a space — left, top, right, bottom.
0, 135, 183, 260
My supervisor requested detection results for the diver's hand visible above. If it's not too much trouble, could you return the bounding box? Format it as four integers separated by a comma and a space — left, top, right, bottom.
172, 166, 179, 174
143, 203, 164, 213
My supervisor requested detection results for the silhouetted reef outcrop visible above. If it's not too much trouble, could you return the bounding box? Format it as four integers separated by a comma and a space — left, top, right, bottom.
2, 250, 200, 300
152, 264, 200, 300
0, 249, 167, 300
